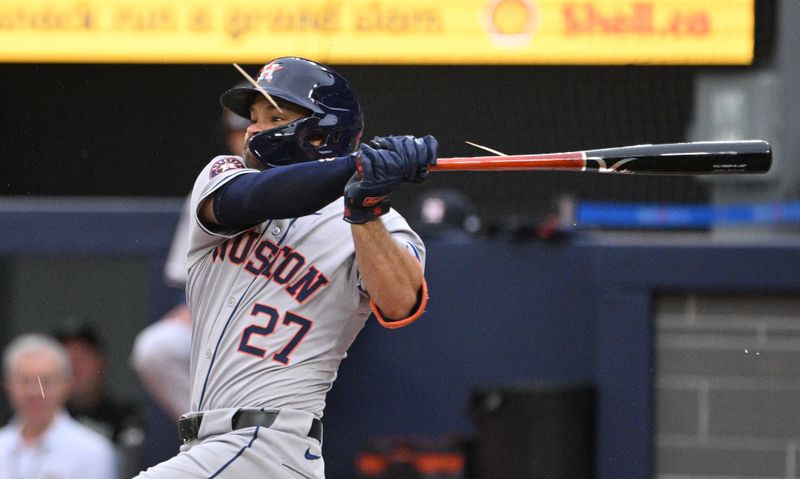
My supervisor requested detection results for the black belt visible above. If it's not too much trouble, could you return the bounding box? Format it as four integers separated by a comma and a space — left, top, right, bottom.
178, 410, 323, 444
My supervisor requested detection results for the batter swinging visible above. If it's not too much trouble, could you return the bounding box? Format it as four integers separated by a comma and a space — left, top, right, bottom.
134, 57, 436, 478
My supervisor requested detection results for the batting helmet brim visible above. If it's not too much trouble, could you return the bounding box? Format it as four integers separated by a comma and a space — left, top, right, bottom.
220, 86, 322, 120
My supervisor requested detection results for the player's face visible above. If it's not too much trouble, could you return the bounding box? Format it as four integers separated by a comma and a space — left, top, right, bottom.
243, 96, 311, 169
3, 350, 71, 428
226, 129, 247, 156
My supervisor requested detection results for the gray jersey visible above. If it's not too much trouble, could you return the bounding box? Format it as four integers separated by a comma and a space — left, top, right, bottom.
185, 155, 425, 417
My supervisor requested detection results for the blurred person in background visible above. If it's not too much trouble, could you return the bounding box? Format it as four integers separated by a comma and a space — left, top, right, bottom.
130, 84, 250, 421
0, 333, 117, 479
129, 84, 251, 471
54, 321, 143, 477
410, 188, 481, 242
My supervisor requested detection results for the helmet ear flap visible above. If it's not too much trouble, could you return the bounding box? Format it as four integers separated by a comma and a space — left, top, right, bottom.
305, 131, 341, 156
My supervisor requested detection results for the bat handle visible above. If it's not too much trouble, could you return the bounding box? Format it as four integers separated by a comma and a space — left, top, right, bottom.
431, 152, 586, 172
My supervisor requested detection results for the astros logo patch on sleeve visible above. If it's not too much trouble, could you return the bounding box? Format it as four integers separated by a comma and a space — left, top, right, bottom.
210, 157, 246, 178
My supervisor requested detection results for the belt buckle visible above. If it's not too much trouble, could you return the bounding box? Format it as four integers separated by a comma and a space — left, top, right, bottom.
178, 413, 203, 444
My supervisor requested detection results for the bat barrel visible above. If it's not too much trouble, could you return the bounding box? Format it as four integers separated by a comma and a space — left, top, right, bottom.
584, 140, 772, 174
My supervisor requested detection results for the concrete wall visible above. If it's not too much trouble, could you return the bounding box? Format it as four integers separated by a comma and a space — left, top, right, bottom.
656, 293, 800, 478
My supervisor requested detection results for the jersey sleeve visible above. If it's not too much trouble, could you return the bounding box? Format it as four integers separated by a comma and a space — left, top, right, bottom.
187, 156, 259, 264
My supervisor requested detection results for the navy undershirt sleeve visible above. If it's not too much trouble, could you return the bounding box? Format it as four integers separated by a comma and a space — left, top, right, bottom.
213, 155, 356, 228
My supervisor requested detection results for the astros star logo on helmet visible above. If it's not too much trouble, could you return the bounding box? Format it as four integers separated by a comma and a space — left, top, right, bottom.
258, 63, 284, 83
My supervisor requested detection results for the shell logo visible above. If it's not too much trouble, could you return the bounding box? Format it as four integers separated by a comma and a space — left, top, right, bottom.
486, 0, 537, 45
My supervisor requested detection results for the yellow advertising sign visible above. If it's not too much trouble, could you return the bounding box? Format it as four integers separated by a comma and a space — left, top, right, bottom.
0, 0, 754, 64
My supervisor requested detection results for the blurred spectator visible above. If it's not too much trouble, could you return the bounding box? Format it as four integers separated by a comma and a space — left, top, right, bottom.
0, 333, 117, 479
159, 95, 250, 294
55, 321, 143, 476
130, 83, 249, 421
410, 188, 482, 242
219, 94, 250, 154
129, 305, 191, 421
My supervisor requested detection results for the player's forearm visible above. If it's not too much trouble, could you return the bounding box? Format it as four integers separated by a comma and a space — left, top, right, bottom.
351, 220, 423, 320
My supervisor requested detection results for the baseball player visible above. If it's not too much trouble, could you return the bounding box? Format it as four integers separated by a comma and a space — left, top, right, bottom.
134, 56, 436, 478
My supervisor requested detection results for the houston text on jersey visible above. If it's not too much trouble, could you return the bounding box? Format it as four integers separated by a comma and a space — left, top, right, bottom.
210, 231, 329, 304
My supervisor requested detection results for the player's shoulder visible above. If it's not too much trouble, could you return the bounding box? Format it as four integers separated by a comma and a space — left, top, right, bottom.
191, 155, 258, 204
202, 155, 251, 179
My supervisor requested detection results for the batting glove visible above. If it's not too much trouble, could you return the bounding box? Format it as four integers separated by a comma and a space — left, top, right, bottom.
369, 135, 438, 183
343, 144, 405, 224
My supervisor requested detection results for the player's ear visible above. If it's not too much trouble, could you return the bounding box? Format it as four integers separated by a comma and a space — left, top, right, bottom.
308, 133, 326, 147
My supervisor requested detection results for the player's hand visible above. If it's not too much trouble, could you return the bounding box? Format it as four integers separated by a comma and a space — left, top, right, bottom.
343, 144, 405, 224
368, 135, 438, 183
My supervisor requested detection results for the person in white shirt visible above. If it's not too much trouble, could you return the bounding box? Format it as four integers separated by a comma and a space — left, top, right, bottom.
0, 333, 118, 479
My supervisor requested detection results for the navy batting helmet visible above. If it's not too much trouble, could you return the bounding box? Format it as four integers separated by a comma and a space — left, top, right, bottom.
220, 57, 364, 168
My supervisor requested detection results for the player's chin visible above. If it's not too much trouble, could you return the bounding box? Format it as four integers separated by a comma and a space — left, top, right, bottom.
242, 151, 264, 170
